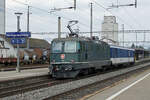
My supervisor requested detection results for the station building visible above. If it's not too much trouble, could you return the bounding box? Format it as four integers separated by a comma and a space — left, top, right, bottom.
0, 34, 50, 60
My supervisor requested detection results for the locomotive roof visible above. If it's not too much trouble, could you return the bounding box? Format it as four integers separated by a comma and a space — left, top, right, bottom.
53, 37, 90, 41
52, 37, 108, 45
110, 45, 135, 51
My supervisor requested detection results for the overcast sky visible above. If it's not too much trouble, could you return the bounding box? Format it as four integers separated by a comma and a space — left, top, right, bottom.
4, 0, 150, 47
6, 0, 150, 32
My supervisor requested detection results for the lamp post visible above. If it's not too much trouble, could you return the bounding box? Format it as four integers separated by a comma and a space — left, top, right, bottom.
14, 12, 23, 72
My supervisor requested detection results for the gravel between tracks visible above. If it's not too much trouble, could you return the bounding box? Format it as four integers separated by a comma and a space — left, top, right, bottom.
2, 62, 150, 100
47, 65, 150, 100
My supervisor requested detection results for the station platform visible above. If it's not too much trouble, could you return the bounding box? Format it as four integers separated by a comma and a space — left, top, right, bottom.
0, 68, 49, 82
84, 67, 150, 100
135, 57, 150, 63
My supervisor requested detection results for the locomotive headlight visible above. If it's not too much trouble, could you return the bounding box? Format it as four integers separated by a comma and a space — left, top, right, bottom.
65, 65, 73, 71
71, 60, 75, 63
52, 60, 55, 63
55, 66, 60, 71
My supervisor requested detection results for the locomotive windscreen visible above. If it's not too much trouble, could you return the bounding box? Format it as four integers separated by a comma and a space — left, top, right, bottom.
52, 42, 63, 53
64, 41, 77, 53
52, 41, 79, 53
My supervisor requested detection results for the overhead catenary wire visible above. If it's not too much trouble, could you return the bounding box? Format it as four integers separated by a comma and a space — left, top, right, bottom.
14, 0, 105, 32
63, 0, 73, 6
91, 0, 136, 30
7, 0, 72, 31
5, 5, 58, 31
8, 0, 142, 33
106, 0, 141, 28
122, 7, 144, 29
9, 0, 108, 32
10, 0, 98, 31
48, 0, 101, 30
51, 1, 102, 31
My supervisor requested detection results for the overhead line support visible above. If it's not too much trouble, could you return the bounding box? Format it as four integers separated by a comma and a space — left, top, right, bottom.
90, 3, 93, 38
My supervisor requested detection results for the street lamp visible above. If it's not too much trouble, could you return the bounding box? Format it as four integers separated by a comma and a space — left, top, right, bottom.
14, 12, 23, 72
15, 12, 23, 32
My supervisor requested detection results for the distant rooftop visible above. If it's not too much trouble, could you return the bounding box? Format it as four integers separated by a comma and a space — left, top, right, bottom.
0, 34, 50, 49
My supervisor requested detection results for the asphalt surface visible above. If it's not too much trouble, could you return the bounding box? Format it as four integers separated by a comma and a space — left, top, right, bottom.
0, 68, 48, 81
85, 66, 150, 100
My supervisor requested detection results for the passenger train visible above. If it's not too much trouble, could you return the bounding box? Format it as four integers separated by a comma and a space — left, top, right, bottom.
49, 37, 135, 78
49, 20, 135, 78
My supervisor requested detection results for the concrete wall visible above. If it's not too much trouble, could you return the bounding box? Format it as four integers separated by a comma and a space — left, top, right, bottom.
102, 16, 118, 45
0, 0, 5, 34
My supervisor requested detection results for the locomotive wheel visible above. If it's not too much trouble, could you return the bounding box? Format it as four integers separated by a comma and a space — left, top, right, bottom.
88, 68, 95, 74
102, 66, 108, 71
83, 69, 89, 75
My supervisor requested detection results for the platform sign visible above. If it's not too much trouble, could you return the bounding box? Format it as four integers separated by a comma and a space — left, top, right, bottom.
11, 38, 26, 44
6, 32, 31, 38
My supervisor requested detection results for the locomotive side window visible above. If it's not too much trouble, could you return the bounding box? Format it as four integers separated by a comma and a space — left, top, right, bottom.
52, 42, 63, 53
85, 44, 88, 60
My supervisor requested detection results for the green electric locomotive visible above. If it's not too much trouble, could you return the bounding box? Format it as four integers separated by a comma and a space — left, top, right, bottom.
49, 37, 111, 78
49, 20, 135, 78
49, 20, 112, 78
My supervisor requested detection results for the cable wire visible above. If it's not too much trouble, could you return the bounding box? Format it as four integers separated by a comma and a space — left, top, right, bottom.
91, 0, 135, 29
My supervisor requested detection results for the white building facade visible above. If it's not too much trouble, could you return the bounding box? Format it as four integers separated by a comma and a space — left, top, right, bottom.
0, 1, 17, 59
0, 0, 5, 34
0, 36, 17, 58
101, 16, 118, 45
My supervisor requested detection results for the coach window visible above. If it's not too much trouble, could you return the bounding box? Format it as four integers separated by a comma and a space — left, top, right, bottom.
115, 48, 118, 58
128, 51, 130, 57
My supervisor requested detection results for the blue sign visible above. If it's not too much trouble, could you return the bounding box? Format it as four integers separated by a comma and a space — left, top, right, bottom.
6, 32, 31, 38
11, 38, 26, 44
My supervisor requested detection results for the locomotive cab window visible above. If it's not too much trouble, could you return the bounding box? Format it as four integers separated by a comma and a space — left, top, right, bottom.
52, 42, 63, 53
64, 41, 79, 53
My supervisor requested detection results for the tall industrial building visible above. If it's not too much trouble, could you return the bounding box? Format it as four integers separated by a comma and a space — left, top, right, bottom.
101, 16, 118, 45
0, 0, 5, 34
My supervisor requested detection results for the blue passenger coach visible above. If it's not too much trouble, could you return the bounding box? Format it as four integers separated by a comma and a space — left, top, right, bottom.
110, 45, 135, 65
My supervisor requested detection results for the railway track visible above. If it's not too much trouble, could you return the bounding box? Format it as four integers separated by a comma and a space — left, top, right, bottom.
0, 66, 141, 98
47, 64, 150, 100
1, 59, 150, 99
0, 69, 107, 98
0, 75, 50, 97
0, 75, 73, 98
0, 72, 98, 98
